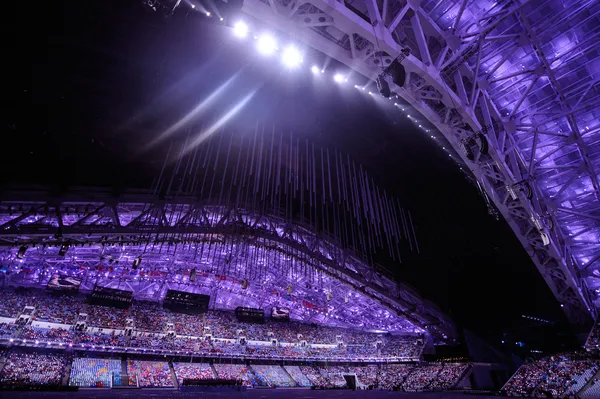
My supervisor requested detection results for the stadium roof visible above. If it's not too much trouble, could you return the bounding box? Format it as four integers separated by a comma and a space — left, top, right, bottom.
233, 0, 600, 325
0, 187, 456, 342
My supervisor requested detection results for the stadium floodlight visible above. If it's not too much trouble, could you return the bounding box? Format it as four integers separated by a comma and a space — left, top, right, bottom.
257, 34, 277, 55
233, 21, 249, 38
281, 46, 302, 68
311, 66, 319, 74
333, 74, 345, 83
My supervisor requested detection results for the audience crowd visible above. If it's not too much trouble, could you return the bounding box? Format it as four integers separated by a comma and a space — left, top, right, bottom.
127, 360, 174, 387
503, 358, 600, 397
0, 323, 19, 339
0, 348, 470, 392
379, 364, 414, 390
0, 353, 66, 386
69, 357, 122, 387
0, 289, 424, 361
213, 363, 254, 386
251, 365, 295, 387
284, 365, 312, 386
173, 362, 216, 385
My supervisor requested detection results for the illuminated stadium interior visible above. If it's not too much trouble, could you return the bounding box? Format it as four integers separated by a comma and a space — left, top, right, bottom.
2, 0, 600, 396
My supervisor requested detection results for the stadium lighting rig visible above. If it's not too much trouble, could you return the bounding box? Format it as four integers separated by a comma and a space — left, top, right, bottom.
281, 45, 303, 68
256, 34, 277, 56
218, 16, 470, 172
141, 1, 482, 187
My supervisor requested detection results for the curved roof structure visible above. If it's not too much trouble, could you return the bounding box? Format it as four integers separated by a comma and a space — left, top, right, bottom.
0, 188, 456, 342
233, 0, 600, 325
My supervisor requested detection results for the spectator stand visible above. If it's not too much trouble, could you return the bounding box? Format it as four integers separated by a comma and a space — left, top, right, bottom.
69, 357, 122, 388
173, 362, 217, 386
501, 357, 600, 398
379, 364, 414, 390
584, 321, 600, 350
402, 363, 443, 392
283, 365, 312, 387
250, 364, 296, 387
0, 288, 427, 362
126, 360, 174, 388
581, 369, 600, 398
0, 352, 67, 388
0, 320, 21, 340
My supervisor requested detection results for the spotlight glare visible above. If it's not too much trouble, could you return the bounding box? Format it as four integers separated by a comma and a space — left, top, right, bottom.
220, 17, 224, 21
233, 21, 249, 38
191, 4, 195, 8
333, 74, 345, 83
282, 46, 303, 68
311, 66, 320, 74
206, 12, 211, 16
257, 34, 277, 55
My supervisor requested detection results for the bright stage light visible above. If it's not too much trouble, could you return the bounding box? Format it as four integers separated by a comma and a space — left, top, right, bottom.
191, 4, 195, 8
257, 34, 277, 55
311, 66, 320, 74
233, 21, 249, 38
333, 74, 345, 83
206, 12, 211, 16
281, 46, 302, 67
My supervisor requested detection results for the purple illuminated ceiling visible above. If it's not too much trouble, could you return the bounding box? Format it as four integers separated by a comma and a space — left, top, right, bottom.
235, 0, 600, 321
0, 189, 455, 342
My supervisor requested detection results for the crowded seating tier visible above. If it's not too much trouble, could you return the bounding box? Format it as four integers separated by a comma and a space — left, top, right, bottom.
585, 322, 600, 349
0, 353, 66, 386
251, 365, 295, 387
284, 365, 312, 386
502, 356, 600, 397
173, 362, 216, 384
69, 357, 122, 387
127, 360, 174, 387
0, 350, 471, 391
0, 288, 423, 361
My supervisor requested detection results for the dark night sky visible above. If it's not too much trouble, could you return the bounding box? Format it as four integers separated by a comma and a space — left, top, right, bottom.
4, 0, 575, 351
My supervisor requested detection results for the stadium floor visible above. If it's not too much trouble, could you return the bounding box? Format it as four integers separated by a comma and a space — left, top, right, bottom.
0, 390, 497, 399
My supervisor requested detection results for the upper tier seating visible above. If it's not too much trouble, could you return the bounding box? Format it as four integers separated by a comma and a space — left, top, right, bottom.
0, 288, 424, 361
0, 323, 19, 339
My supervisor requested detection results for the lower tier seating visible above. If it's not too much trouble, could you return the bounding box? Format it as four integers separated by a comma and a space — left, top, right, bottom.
69, 357, 121, 387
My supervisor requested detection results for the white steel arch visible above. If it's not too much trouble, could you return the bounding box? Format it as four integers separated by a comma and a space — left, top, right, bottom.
239, 0, 600, 325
